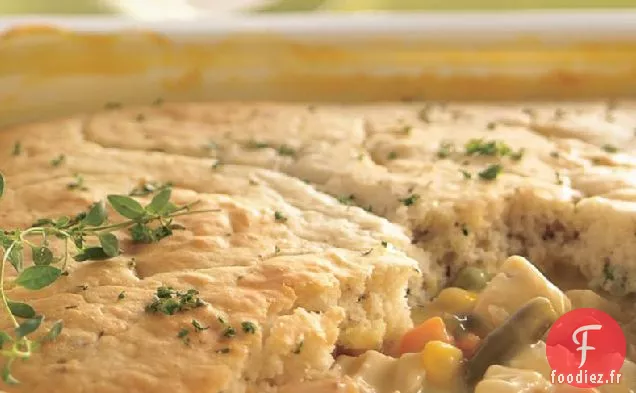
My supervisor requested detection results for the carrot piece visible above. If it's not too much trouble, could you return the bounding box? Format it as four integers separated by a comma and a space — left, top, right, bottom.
398, 316, 453, 355
455, 332, 481, 359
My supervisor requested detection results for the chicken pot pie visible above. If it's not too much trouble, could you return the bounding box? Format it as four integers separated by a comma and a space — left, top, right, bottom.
0, 100, 635, 393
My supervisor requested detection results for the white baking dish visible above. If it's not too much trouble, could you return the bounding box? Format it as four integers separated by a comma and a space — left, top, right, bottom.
0, 11, 635, 126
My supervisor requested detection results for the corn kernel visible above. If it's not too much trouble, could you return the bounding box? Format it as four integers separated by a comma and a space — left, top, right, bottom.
434, 287, 477, 315
421, 340, 463, 388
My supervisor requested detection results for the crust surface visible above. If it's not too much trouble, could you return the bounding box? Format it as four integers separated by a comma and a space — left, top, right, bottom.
1, 100, 636, 392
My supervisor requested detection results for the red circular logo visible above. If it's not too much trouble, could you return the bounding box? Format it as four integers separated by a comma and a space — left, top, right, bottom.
546, 308, 626, 388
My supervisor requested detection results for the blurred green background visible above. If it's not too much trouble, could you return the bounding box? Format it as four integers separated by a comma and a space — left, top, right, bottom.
1, 0, 635, 14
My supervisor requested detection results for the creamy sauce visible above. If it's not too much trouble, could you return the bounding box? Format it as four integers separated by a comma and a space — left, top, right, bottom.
334, 259, 636, 393
335, 351, 427, 393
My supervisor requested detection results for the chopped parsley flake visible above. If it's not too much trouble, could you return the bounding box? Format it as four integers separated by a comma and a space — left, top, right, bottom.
246, 140, 270, 149
478, 164, 502, 181
51, 154, 66, 167
118, 291, 126, 300
67, 174, 88, 191
223, 326, 236, 338
274, 211, 287, 223
550, 151, 560, 159
400, 125, 412, 135
486, 122, 497, 130
274, 245, 280, 254
177, 328, 190, 344
399, 194, 420, 207
337, 194, 355, 206
145, 286, 205, 315
387, 151, 398, 160
460, 170, 472, 180
211, 160, 222, 170
241, 321, 257, 334
129, 181, 172, 197
277, 145, 296, 157
381, 241, 388, 248
555, 171, 564, 185
12, 141, 22, 156
437, 142, 454, 158
461, 225, 469, 236
192, 319, 209, 332
602, 144, 618, 153
465, 139, 512, 157
212, 160, 223, 170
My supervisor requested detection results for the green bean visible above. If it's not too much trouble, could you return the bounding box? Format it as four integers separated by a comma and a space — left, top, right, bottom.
464, 297, 558, 388
452, 267, 489, 291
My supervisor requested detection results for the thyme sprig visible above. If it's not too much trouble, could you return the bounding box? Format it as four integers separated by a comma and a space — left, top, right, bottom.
0, 172, 216, 384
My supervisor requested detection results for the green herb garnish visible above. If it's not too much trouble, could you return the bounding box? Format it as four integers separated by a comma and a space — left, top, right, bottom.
461, 225, 469, 236
118, 291, 126, 300
246, 141, 270, 149
381, 241, 388, 248
478, 164, 502, 181
277, 145, 296, 157
337, 194, 355, 206
192, 319, 208, 332
241, 321, 257, 334
129, 181, 172, 197
11, 142, 21, 157
223, 326, 236, 338
177, 328, 190, 345
437, 142, 454, 158
387, 151, 398, 160
274, 211, 287, 223
486, 122, 497, 130
0, 173, 214, 384
145, 287, 206, 315
67, 174, 88, 191
399, 194, 420, 207
602, 144, 618, 153
460, 170, 472, 180
465, 139, 511, 157
50, 155, 65, 167
400, 125, 412, 135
